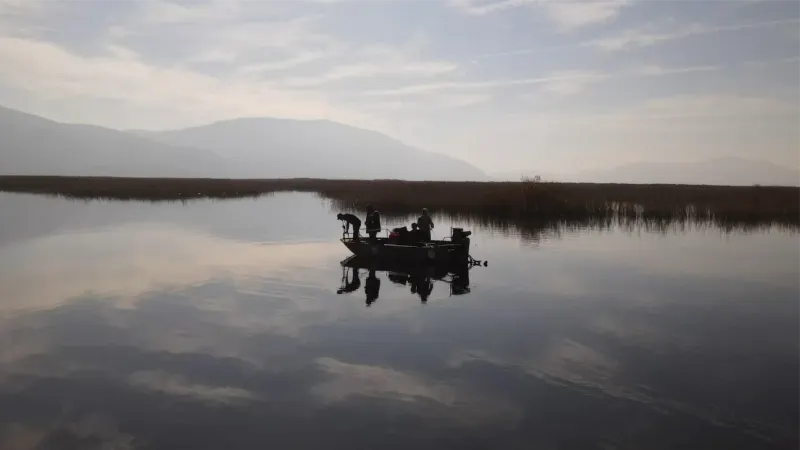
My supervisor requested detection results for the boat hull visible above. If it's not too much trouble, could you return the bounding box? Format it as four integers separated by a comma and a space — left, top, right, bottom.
340, 237, 470, 264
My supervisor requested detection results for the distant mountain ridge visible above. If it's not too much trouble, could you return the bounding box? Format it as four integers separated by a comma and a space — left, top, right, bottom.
0, 105, 488, 181
493, 157, 800, 187
132, 116, 488, 180
0, 105, 228, 177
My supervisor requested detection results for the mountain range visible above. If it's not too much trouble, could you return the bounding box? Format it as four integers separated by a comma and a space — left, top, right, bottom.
1, 104, 797, 186
493, 157, 800, 187
0, 105, 487, 180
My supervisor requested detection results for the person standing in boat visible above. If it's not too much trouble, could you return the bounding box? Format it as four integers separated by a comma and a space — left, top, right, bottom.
365, 205, 381, 242
416, 208, 434, 241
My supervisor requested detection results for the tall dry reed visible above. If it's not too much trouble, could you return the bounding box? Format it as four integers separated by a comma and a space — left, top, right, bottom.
1, 175, 797, 226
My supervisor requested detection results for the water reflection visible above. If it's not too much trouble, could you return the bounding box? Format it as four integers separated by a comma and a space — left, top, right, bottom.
0, 192, 798, 450
337, 256, 477, 305
2, 193, 797, 252
329, 200, 799, 243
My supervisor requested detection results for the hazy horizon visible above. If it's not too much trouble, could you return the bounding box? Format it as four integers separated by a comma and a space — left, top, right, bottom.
6, 105, 800, 178
0, 0, 798, 175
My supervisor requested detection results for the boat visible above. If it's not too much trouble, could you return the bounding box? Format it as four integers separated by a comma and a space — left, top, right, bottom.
339, 222, 485, 266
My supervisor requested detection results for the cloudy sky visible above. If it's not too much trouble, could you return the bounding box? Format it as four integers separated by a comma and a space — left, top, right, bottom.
0, 0, 797, 174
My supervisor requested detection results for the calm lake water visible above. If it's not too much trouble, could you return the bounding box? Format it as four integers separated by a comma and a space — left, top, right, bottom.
0, 192, 798, 450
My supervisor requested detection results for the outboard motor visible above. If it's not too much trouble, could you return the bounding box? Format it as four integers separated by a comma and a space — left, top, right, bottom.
451, 228, 472, 243
451, 227, 472, 258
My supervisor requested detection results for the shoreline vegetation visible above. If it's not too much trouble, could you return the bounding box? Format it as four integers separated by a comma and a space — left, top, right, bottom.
1, 175, 798, 227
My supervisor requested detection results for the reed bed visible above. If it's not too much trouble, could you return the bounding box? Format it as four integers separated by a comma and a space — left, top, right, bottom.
1, 175, 797, 226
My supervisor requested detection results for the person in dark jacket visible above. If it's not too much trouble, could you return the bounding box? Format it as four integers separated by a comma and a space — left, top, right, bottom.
337, 213, 361, 240
364, 205, 381, 242
416, 208, 434, 241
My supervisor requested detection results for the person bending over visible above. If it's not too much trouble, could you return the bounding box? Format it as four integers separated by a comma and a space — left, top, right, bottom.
337, 213, 361, 240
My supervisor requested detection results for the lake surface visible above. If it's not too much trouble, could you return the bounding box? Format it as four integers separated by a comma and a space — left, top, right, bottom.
0, 192, 798, 450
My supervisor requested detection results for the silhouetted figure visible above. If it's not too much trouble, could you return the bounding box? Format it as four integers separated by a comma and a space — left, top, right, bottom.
365, 205, 381, 242
418, 277, 433, 303
416, 208, 434, 241
365, 269, 380, 306
410, 272, 433, 303
337, 213, 361, 240
408, 223, 421, 244
337, 267, 361, 294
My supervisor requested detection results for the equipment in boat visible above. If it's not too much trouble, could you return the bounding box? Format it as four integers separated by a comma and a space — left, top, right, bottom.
338, 217, 487, 266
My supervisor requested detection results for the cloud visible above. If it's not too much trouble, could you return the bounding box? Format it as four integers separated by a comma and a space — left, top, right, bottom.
784, 22, 800, 41
128, 370, 259, 405
449, 0, 631, 28
0, 34, 379, 129
0, 414, 136, 450
447, 0, 535, 15
357, 92, 493, 115
615, 94, 800, 121
363, 71, 607, 96
235, 50, 345, 74
0, 0, 45, 17
498, 93, 799, 147
363, 64, 717, 97
0, 0, 48, 37
137, 0, 242, 25
277, 30, 458, 87
519, 94, 798, 131
629, 64, 719, 76
0, 2, 467, 127
310, 356, 522, 424
538, 70, 609, 95
282, 60, 457, 88
141, 13, 337, 69
312, 357, 457, 405
587, 18, 800, 51
540, 0, 631, 29
117, 2, 459, 91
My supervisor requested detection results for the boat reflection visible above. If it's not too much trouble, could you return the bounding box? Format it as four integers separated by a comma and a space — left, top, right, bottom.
337, 255, 475, 305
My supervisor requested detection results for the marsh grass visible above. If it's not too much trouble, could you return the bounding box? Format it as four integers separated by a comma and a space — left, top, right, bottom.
1, 175, 797, 227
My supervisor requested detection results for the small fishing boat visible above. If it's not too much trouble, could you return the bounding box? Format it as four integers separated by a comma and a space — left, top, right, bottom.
339, 224, 485, 265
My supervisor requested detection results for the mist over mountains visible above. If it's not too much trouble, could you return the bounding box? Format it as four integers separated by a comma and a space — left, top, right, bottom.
0, 105, 225, 178
1, 104, 797, 186
132, 117, 488, 180
493, 158, 800, 187
0, 105, 487, 181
